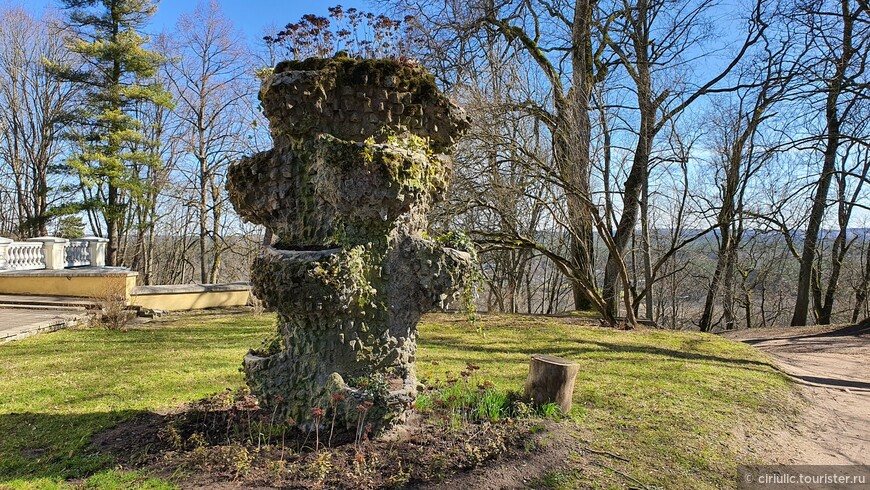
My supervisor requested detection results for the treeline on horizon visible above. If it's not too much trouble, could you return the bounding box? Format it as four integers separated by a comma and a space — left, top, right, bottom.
1, 0, 869, 329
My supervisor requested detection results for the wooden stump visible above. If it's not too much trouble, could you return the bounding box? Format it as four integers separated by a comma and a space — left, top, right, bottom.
524, 354, 580, 414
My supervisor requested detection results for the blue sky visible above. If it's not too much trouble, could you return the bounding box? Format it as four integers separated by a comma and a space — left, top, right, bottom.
22, 0, 370, 43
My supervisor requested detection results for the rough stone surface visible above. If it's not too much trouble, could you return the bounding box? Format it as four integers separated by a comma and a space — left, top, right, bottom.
227, 55, 471, 432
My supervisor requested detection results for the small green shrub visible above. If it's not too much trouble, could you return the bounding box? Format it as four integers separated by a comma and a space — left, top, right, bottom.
418, 363, 534, 425
474, 389, 510, 422
414, 394, 433, 412
537, 402, 562, 420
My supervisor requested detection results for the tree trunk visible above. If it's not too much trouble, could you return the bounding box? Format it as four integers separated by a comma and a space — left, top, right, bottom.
852, 239, 870, 323
641, 181, 654, 320
699, 239, 727, 331
524, 354, 580, 414
793, 128, 838, 326
819, 229, 846, 324
792, 1, 854, 326
107, 184, 117, 266
722, 245, 737, 330
209, 178, 223, 284
563, 0, 596, 312
199, 155, 208, 284
603, 112, 651, 318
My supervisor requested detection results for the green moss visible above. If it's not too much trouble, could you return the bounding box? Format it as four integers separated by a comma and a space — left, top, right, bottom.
310, 244, 382, 311
252, 325, 284, 357
316, 134, 447, 207
376, 144, 446, 195
372, 129, 433, 156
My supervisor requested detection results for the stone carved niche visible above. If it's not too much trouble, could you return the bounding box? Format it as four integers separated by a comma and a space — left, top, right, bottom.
227, 55, 472, 432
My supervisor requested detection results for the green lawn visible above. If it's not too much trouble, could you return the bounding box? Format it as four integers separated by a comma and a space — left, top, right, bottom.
0, 310, 797, 489
417, 314, 798, 489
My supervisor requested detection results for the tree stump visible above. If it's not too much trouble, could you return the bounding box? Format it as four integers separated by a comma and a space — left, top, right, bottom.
524, 354, 580, 414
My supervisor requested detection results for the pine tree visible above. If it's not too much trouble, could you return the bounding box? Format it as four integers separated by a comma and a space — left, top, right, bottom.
56, 215, 86, 239
58, 0, 172, 266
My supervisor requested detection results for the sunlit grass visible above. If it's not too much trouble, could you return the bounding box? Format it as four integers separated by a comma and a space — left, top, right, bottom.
0, 310, 797, 489
417, 313, 798, 489
0, 310, 273, 482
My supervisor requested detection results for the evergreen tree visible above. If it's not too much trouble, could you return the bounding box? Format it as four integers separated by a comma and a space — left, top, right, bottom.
55, 215, 85, 239
58, 0, 172, 266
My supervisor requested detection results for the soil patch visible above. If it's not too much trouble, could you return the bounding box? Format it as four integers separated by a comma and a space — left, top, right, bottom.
89, 389, 575, 489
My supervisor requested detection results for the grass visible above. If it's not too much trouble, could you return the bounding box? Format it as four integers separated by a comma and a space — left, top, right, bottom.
0, 310, 272, 488
0, 310, 797, 489
418, 314, 798, 489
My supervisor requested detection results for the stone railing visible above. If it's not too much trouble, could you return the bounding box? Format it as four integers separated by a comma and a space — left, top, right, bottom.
65, 240, 90, 267
0, 236, 108, 271
1, 241, 44, 271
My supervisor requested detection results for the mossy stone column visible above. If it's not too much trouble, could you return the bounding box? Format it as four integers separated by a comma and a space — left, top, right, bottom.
227, 55, 471, 431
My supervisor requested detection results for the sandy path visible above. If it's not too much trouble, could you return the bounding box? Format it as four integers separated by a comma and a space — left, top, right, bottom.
728, 325, 870, 465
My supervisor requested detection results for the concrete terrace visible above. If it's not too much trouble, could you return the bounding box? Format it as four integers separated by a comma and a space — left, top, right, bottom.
0, 306, 86, 343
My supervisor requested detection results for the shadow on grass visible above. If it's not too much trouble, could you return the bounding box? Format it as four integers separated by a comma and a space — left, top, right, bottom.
741, 321, 870, 345
0, 410, 145, 483
792, 375, 870, 391
421, 335, 780, 372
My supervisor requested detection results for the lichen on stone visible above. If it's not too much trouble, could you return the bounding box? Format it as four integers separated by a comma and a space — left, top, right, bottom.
227, 54, 472, 433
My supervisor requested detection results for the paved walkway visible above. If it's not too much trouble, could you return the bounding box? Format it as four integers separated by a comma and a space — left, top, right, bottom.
0, 307, 85, 343
0, 294, 100, 308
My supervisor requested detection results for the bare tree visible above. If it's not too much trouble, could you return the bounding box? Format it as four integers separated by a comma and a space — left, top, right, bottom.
813, 139, 870, 323
161, 1, 255, 284
381, 0, 615, 315
0, 7, 77, 238
697, 35, 795, 331
126, 72, 184, 285
597, 0, 766, 319
790, 0, 870, 325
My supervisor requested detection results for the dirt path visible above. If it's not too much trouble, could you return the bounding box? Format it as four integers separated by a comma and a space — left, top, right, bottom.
726, 324, 870, 465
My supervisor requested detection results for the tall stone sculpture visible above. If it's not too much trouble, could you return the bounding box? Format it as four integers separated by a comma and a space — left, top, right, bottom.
227, 55, 472, 431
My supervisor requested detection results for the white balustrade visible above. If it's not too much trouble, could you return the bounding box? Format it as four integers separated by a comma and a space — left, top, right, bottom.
5, 242, 45, 270
65, 240, 90, 267
0, 237, 10, 269
0, 235, 108, 271
27, 237, 68, 270
79, 236, 108, 267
